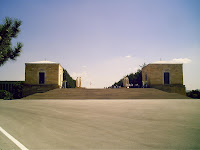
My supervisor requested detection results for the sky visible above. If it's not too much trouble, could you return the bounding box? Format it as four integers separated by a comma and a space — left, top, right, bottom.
0, 0, 200, 89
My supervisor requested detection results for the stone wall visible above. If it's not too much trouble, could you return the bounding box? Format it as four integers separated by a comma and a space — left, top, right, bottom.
23, 84, 59, 97
23, 62, 64, 97
58, 64, 63, 87
152, 85, 186, 95
142, 64, 185, 95
25, 63, 61, 85
142, 64, 183, 86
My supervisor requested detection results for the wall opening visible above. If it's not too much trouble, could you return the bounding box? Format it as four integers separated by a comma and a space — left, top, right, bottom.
164, 72, 170, 85
39, 72, 45, 84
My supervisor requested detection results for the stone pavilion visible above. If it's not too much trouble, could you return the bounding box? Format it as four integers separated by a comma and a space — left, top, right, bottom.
142, 63, 186, 95
23, 61, 63, 96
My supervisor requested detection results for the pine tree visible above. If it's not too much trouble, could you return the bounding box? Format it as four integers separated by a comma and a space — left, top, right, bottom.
0, 17, 23, 66
112, 63, 146, 88
63, 69, 76, 88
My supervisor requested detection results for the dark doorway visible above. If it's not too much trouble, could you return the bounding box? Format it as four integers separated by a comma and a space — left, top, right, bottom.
39, 72, 45, 84
164, 72, 170, 85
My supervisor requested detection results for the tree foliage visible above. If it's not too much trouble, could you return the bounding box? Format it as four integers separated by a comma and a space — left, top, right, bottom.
0, 90, 13, 100
113, 79, 123, 87
187, 90, 200, 99
63, 69, 76, 88
13, 81, 24, 99
112, 63, 146, 88
0, 17, 23, 66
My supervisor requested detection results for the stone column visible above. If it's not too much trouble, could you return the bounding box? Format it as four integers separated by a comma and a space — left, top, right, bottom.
76, 77, 79, 88
123, 77, 126, 88
123, 77, 129, 88
79, 77, 81, 88
126, 77, 129, 88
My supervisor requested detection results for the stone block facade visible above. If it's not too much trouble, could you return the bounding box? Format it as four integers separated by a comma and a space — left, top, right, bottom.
25, 61, 63, 86
23, 61, 63, 97
142, 64, 186, 95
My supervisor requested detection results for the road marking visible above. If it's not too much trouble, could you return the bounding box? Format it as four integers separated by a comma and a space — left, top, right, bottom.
0, 127, 29, 150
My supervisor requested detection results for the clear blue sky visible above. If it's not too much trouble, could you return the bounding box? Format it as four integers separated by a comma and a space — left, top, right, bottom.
0, 0, 200, 89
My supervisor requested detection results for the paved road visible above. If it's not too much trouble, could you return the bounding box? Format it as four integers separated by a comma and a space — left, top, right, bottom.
0, 99, 200, 149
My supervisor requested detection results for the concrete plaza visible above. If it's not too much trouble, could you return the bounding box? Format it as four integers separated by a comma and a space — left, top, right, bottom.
0, 99, 200, 149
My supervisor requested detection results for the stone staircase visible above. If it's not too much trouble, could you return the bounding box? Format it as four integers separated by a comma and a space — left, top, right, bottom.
23, 88, 189, 99
22, 84, 59, 97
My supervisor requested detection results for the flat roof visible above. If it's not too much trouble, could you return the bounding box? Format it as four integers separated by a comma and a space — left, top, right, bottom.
25, 60, 59, 64
142, 62, 183, 69
150, 61, 183, 64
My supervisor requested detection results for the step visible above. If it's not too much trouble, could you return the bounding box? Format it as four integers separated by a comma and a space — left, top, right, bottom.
23, 88, 189, 99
